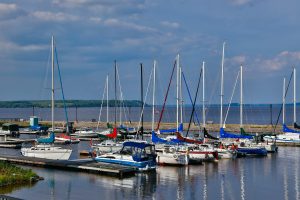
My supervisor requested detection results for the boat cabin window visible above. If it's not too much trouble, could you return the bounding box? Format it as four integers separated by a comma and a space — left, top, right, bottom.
120, 146, 133, 155
145, 146, 155, 154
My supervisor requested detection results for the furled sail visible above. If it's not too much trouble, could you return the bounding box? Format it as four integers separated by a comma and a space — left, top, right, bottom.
220, 128, 253, 139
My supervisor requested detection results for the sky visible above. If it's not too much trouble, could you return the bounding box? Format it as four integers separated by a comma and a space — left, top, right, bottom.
0, 0, 300, 104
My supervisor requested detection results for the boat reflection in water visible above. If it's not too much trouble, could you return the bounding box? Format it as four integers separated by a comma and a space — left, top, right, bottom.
3, 146, 300, 200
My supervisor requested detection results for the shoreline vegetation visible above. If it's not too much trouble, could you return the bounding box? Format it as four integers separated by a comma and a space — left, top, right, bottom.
0, 161, 41, 187
0, 100, 147, 108
0, 100, 299, 108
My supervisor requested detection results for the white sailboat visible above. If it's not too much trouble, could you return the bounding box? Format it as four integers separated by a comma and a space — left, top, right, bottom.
152, 57, 190, 165
265, 69, 300, 143
21, 36, 72, 160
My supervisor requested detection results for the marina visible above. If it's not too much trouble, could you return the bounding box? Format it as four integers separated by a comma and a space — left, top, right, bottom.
0, 144, 298, 200
0, 1, 300, 199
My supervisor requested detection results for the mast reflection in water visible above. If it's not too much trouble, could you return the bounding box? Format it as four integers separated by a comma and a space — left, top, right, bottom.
3, 146, 300, 200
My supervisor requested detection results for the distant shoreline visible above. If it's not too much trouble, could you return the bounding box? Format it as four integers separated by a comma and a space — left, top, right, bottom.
0, 100, 298, 108
0, 100, 148, 108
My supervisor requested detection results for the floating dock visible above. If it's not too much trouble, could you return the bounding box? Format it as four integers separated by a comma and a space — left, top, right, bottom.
0, 155, 136, 178
275, 142, 300, 147
0, 139, 35, 149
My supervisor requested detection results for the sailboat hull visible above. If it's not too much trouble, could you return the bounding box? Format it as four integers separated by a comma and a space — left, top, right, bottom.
21, 145, 72, 160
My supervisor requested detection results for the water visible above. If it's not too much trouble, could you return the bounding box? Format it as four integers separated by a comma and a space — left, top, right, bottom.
1, 143, 300, 200
0, 104, 298, 125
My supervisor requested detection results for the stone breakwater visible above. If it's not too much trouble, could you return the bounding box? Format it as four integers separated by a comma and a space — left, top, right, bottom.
35, 121, 282, 134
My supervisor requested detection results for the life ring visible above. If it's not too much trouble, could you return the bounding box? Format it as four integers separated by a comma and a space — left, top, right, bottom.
173, 154, 178, 159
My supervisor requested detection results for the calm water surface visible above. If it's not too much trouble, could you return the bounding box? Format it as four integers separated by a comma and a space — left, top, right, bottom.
0, 105, 299, 125
1, 144, 299, 200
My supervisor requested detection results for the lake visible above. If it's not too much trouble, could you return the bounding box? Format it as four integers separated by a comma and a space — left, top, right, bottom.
1, 142, 299, 200
0, 104, 298, 125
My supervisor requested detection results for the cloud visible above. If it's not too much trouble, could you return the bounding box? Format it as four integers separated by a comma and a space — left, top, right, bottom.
160, 21, 180, 29
0, 40, 48, 53
0, 3, 26, 20
103, 18, 156, 33
52, 0, 147, 16
31, 11, 79, 22
89, 17, 102, 23
228, 0, 264, 6
227, 55, 247, 65
226, 51, 300, 73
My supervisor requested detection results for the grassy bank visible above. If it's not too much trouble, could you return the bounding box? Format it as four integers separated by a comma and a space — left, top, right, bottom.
0, 161, 40, 187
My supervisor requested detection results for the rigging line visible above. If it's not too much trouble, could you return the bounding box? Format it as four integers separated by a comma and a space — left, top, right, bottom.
136, 66, 153, 136
223, 71, 240, 127
182, 72, 201, 127
97, 79, 107, 130
41, 43, 52, 96
273, 69, 294, 133
185, 67, 202, 138
116, 65, 130, 124
156, 60, 177, 131
55, 45, 70, 134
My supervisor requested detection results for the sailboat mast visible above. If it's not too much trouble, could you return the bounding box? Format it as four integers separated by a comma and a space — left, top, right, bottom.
152, 60, 156, 131
114, 60, 117, 127
106, 75, 109, 123
220, 42, 225, 128
140, 63, 144, 138
180, 66, 183, 126
176, 54, 180, 131
202, 61, 206, 128
240, 65, 243, 128
51, 35, 55, 131
294, 67, 296, 124
283, 78, 286, 125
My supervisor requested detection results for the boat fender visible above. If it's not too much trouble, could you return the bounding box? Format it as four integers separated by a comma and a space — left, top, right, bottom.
170, 147, 175, 153
173, 154, 178, 159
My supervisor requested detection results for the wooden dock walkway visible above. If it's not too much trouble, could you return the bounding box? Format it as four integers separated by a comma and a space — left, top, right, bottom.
0, 155, 136, 178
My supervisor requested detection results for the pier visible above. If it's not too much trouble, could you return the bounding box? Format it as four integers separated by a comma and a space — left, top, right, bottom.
0, 155, 136, 179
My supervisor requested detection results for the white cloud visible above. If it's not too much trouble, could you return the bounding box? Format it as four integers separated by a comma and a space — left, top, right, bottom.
32, 11, 79, 22
0, 40, 48, 52
0, 3, 17, 11
229, 0, 251, 6
227, 55, 246, 65
279, 51, 300, 60
231, 51, 300, 73
0, 3, 25, 20
160, 21, 180, 29
103, 18, 156, 33
89, 17, 102, 23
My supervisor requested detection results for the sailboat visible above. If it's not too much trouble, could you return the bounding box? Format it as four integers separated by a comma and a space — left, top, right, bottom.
265, 68, 300, 143
219, 43, 253, 140
21, 36, 72, 160
221, 63, 267, 156
94, 62, 157, 170
148, 58, 189, 165
175, 61, 219, 162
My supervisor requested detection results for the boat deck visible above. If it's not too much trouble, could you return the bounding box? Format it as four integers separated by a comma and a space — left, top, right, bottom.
0, 155, 136, 178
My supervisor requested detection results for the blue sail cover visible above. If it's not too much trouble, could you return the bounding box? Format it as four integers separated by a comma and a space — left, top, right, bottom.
151, 131, 183, 144
283, 124, 300, 134
30, 125, 48, 131
36, 132, 55, 143
119, 124, 135, 131
220, 128, 253, 139
123, 141, 154, 149
159, 123, 183, 134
